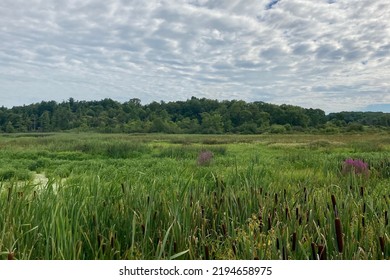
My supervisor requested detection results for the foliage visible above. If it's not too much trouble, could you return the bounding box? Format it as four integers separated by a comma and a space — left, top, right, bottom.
2, 97, 389, 134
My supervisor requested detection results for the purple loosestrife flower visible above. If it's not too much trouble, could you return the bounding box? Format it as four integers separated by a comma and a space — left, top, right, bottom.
342, 158, 369, 176
197, 150, 214, 166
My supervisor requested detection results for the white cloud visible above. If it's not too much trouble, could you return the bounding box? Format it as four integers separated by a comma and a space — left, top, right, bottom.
0, 0, 389, 112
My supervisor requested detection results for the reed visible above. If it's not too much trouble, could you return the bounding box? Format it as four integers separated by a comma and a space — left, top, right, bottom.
0, 133, 389, 260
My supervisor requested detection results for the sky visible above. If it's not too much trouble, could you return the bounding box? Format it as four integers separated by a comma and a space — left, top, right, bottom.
1, 0, 390, 113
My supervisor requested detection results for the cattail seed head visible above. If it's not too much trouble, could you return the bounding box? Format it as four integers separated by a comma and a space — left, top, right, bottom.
7, 252, 14, 260
204, 245, 210, 260
379, 236, 385, 254
335, 218, 343, 253
317, 244, 327, 260
282, 246, 287, 260
267, 215, 272, 231
331, 194, 338, 217
292, 232, 297, 252
221, 223, 227, 237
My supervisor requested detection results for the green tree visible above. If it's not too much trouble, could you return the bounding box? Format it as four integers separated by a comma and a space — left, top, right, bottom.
200, 112, 223, 134
5, 121, 14, 133
39, 111, 51, 132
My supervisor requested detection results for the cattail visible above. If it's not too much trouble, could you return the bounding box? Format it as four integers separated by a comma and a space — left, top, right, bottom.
379, 237, 385, 254
285, 207, 290, 220
274, 193, 278, 204
276, 238, 280, 250
311, 243, 316, 260
204, 245, 210, 260
363, 202, 366, 214
282, 246, 287, 260
303, 187, 307, 203
267, 215, 272, 231
362, 216, 365, 228
385, 211, 388, 226
335, 218, 343, 253
292, 232, 297, 251
360, 186, 364, 197
7, 252, 14, 260
295, 207, 299, 220
141, 224, 145, 235
221, 223, 227, 237
173, 241, 178, 253
121, 183, 125, 194
317, 244, 327, 260
331, 194, 338, 216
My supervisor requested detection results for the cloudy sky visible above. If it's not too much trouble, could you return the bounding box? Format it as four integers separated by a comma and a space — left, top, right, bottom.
1, 0, 389, 113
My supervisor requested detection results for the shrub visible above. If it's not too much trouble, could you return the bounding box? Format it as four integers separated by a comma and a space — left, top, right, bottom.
197, 150, 214, 166
341, 158, 369, 176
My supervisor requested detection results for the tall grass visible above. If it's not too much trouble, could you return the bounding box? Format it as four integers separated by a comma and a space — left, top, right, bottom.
0, 133, 389, 259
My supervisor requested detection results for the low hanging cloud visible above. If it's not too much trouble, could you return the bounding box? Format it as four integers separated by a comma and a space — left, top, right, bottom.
0, 0, 389, 112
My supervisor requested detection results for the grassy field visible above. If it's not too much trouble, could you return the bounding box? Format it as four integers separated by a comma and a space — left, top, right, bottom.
0, 132, 389, 260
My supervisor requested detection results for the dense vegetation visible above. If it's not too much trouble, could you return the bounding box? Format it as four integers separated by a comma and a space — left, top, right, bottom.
0, 133, 389, 259
1, 97, 390, 134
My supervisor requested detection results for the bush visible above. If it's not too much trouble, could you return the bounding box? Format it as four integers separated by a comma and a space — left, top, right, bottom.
197, 150, 214, 166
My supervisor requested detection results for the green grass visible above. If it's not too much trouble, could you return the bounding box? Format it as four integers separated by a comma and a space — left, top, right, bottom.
0, 132, 389, 260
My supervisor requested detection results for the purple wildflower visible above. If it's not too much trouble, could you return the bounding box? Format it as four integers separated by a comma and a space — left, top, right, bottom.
342, 158, 369, 176
197, 150, 214, 166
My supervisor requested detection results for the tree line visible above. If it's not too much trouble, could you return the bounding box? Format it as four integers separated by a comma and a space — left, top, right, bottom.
1, 97, 389, 134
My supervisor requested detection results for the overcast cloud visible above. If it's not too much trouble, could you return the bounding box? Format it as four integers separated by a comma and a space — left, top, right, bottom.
1, 0, 389, 112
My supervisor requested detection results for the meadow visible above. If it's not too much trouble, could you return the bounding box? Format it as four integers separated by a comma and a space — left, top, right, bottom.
0, 132, 389, 260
